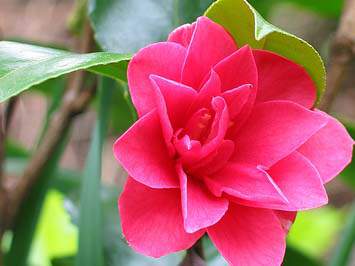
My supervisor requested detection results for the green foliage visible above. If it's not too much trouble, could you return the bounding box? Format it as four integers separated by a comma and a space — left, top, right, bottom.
0, 41, 131, 102
287, 207, 345, 258
88, 0, 213, 53
328, 203, 355, 266
205, 0, 326, 104
75, 78, 112, 266
249, 0, 343, 18
5, 136, 69, 266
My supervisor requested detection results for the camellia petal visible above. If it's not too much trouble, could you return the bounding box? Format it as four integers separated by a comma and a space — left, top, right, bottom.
267, 151, 328, 210
150, 74, 197, 130
253, 49, 316, 108
114, 110, 179, 188
233, 100, 328, 167
128, 42, 186, 117
168, 23, 196, 47
273, 211, 297, 233
207, 204, 286, 266
181, 16, 237, 88
214, 45, 258, 92
177, 164, 228, 233
188, 70, 221, 114
119, 178, 203, 258
205, 163, 289, 206
298, 111, 354, 183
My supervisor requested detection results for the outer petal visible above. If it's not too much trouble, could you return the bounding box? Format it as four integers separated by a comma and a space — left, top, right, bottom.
177, 164, 228, 233
205, 163, 289, 206
298, 111, 354, 183
232, 101, 328, 167
168, 23, 196, 47
267, 152, 328, 210
253, 49, 316, 108
181, 17, 237, 88
128, 42, 186, 117
114, 110, 178, 188
208, 204, 286, 266
119, 178, 203, 258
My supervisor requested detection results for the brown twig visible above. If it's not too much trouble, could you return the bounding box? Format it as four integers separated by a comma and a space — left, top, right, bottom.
319, 0, 355, 111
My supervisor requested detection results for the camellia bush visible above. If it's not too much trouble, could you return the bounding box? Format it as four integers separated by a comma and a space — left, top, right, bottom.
0, 0, 354, 266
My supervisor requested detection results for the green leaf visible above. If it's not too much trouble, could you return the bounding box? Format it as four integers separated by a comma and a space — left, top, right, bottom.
328, 202, 355, 266
110, 81, 136, 134
205, 0, 326, 103
283, 247, 322, 266
5, 135, 69, 266
88, 0, 213, 53
0, 41, 131, 102
249, 0, 343, 18
76, 77, 112, 266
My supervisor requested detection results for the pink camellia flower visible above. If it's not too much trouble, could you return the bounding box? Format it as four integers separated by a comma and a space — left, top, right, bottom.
113, 16, 353, 265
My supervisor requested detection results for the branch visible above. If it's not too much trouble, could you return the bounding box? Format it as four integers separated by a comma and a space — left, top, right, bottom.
319, 0, 355, 111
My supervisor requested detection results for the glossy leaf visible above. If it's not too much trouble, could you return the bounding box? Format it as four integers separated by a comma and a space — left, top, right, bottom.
249, 0, 343, 18
88, 0, 213, 53
0, 41, 131, 102
205, 0, 326, 103
75, 78, 112, 266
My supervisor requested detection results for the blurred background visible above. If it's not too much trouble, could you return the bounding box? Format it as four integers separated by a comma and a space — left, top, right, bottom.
0, 0, 354, 265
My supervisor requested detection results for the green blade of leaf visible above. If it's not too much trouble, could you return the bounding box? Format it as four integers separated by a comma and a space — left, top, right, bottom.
75, 77, 112, 266
0, 41, 131, 102
328, 202, 355, 266
205, 0, 326, 103
88, 0, 213, 53
5, 134, 69, 266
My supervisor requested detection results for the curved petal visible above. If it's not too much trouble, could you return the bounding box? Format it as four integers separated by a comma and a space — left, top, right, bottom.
298, 111, 354, 183
214, 45, 258, 92
267, 152, 328, 210
119, 178, 203, 258
177, 164, 228, 233
205, 163, 289, 206
113, 110, 179, 188
189, 140, 235, 175
232, 101, 328, 167
188, 70, 221, 114
168, 23, 196, 47
181, 16, 237, 88
207, 204, 286, 266
222, 84, 251, 120
274, 211, 297, 233
128, 42, 186, 117
178, 97, 229, 163
253, 49, 316, 108
150, 75, 197, 131
214, 45, 258, 134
